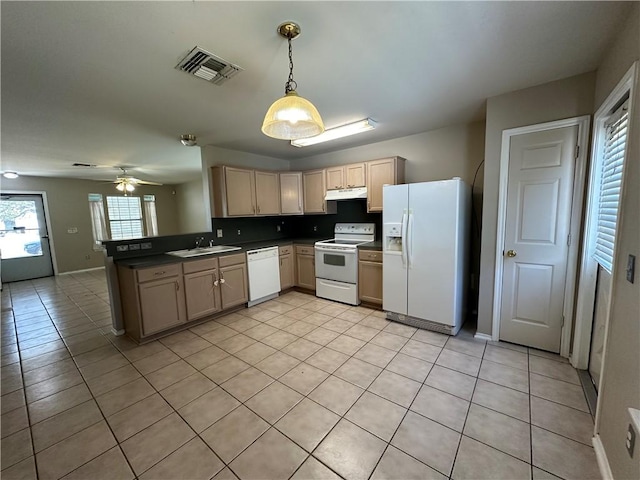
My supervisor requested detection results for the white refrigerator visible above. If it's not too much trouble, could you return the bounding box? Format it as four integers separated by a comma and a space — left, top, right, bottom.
382, 178, 470, 335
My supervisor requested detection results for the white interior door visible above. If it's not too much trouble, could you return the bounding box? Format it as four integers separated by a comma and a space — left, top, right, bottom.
0, 194, 54, 283
499, 126, 578, 352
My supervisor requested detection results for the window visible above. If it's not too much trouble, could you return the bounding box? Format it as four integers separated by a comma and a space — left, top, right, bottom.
106, 196, 143, 240
593, 99, 629, 272
143, 195, 159, 237
88, 194, 108, 250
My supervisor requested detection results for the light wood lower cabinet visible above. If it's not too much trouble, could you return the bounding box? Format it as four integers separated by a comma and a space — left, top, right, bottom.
358, 249, 383, 305
219, 262, 249, 309
279, 245, 294, 290
118, 253, 248, 342
295, 245, 316, 291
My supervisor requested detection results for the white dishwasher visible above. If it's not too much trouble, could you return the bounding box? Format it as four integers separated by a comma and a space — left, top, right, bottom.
246, 246, 281, 307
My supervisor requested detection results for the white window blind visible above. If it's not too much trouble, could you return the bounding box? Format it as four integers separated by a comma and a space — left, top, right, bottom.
88, 194, 108, 250
143, 195, 158, 237
106, 196, 143, 240
593, 100, 629, 272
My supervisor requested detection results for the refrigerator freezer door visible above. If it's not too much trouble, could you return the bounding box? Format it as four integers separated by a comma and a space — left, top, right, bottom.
407, 180, 462, 326
382, 184, 409, 315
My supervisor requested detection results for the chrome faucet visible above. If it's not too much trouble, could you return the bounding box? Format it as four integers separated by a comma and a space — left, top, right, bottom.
195, 236, 205, 249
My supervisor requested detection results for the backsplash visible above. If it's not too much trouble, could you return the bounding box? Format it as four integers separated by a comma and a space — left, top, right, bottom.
105, 199, 381, 259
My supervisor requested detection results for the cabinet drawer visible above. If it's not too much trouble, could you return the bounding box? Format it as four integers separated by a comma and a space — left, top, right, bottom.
137, 264, 181, 283
296, 245, 314, 256
218, 252, 246, 267
279, 245, 293, 256
358, 250, 382, 262
183, 257, 218, 274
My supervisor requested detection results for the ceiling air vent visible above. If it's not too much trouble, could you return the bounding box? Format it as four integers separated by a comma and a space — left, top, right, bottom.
176, 46, 242, 85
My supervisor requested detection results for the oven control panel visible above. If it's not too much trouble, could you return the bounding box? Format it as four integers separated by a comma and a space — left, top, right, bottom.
334, 223, 376, 235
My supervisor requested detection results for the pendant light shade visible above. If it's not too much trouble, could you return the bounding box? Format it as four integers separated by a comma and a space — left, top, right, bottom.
262, 91, 324, 140
261, 22, 324, 140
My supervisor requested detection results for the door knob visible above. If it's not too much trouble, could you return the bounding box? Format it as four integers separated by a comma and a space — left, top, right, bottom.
506, 250, 517, 257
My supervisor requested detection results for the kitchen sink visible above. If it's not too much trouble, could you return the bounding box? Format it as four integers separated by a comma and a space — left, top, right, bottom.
166, 245, 241, 258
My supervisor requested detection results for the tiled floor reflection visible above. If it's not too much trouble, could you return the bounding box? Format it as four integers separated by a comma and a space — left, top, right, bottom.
1, 270, 599, 479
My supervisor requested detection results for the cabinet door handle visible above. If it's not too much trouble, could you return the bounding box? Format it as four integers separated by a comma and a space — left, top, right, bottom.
175, 282, 179, 291
154, 271, 166, 276
257, 205, 261, 214
213, 271, 219, 288
322, 203, 325, 212
220, 272, 226, 284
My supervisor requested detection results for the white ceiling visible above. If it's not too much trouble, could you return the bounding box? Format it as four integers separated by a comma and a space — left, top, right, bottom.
0, 1, 631, 185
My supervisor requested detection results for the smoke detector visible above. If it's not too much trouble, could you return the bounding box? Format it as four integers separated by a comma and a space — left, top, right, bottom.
176, 46, 242, 85
180, 134, 197, 147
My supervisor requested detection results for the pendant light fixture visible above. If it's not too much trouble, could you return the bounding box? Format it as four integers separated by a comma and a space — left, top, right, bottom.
261, 22, 324, 140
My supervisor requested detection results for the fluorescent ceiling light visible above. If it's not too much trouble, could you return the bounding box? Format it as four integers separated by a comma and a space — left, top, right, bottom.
291, 118, 377, 147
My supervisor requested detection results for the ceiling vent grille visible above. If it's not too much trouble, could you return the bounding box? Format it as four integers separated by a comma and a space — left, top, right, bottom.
176, 46, 242, 85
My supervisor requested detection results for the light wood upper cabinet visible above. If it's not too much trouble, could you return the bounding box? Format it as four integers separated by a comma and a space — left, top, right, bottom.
255, 171, 280, 215
366, 157, 406, 212
325, 163, 366, 190
279, 172, 303, 215
345, 163, 366, 188
303, 169, 328, 214
325, 167, 345, 190
212, 166, 256, 217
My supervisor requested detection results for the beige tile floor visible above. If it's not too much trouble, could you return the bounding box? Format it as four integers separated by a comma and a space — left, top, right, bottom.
1, 270, 601, 480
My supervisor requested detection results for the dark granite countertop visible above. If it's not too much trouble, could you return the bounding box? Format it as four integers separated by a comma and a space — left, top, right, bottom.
358, 241, 382, 251
116, 237, 323, 269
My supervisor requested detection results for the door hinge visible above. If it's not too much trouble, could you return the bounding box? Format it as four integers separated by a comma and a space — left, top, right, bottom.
567, 234, 571, 246
575, 145, 580, 158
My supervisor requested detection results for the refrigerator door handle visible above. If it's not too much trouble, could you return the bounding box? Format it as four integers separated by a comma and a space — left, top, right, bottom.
401, 212, 408, 268
407, 212, 414, 268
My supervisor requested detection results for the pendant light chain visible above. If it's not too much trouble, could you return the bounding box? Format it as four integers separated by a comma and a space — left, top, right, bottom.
285, 35, 297, 94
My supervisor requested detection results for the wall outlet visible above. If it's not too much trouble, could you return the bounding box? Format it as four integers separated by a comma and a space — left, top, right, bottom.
141, 242, 152, 250
237, 229, 241, 235
313, 225, 317, 232
85, 254, 90, 260
217, 229, 223, 238
627, 423, 636, 458
129, 243, 140, 251
276, 225, 281, 232
67, 227, 78, 234
116, 245, 129, 252
627, 254, 636, 283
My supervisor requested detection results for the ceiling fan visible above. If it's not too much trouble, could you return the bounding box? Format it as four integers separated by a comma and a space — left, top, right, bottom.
110, 167, 163, 195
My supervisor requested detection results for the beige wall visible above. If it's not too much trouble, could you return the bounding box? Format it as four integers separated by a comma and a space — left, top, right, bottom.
477, 72, 596, 336
1, 176, 180, 273
593, 4, 639, 479
175, 179, 207, 233
296, 121, 486, 187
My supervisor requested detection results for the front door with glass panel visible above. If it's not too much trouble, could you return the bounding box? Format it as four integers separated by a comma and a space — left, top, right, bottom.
0, 194, 54, 282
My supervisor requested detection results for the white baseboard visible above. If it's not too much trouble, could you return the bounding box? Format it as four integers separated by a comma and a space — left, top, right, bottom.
58, 267, 105, 276
474, 332, 493, 342
593, 434, 613, 480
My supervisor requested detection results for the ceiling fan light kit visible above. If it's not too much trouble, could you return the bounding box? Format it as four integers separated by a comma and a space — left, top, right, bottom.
291, 118, 378, 147
261, 22, 325, 141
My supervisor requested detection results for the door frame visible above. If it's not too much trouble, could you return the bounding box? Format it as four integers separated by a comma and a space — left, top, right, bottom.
573, 62, 637, 372
491, 116, 590, 358
0, 190, 59, 276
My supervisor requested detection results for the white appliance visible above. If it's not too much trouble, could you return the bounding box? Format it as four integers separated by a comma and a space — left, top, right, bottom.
315, 223, 375, 305
324, 187, 367, 201
246, 246, 281, 307
383, 178, 470, 335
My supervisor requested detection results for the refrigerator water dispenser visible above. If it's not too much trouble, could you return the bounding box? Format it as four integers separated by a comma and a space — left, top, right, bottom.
384, 223, 403, 253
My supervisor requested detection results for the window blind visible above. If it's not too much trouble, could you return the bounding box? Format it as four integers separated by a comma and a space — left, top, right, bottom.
593, 100, 628, 272
106, 196, 143, 240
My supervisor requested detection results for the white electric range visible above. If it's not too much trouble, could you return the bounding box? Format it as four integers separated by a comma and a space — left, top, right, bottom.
315, 223, 375, 305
